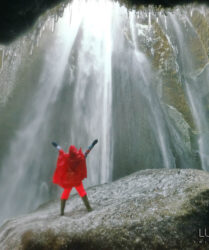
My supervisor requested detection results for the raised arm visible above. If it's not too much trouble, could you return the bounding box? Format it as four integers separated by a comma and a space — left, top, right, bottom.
52, 142, 62, 151
84, 139, 98, 158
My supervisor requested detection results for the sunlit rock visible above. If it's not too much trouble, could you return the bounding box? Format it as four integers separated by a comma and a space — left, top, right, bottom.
189, 9, 209, 59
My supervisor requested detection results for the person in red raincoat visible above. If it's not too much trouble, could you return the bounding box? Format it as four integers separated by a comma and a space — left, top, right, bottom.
52, 140, 98, 216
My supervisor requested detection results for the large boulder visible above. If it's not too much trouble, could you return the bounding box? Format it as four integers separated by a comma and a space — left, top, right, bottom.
1, 169, 209, 249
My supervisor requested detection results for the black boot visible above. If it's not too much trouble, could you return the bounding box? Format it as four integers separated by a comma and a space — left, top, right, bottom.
82, 195, 92, 212
60, 199, 66, 216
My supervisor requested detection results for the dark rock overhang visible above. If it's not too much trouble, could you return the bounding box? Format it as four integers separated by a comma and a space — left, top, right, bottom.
0, 0, 208, 44
0, 0, 66, 44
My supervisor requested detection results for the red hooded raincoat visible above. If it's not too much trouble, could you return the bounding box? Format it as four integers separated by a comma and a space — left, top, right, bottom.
53, 145, 87, 188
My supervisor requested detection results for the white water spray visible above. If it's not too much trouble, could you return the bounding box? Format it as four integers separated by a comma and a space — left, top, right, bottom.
0, 1, 209, 225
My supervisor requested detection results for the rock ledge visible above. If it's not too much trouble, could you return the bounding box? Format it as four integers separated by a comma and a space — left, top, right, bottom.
1, 169, 209, 249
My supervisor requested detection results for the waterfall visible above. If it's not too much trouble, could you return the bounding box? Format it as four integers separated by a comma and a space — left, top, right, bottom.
158, 11, 209, 171
0, 0, 114, 224
0, 0, 209, 224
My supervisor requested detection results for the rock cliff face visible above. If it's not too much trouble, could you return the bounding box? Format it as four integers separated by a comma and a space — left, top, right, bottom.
1, 169, 209, 249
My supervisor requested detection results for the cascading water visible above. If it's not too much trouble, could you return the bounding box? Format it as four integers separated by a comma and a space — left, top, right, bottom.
160, 12, 209, 171
1, 0, 209, 224
0, 0, 114, 224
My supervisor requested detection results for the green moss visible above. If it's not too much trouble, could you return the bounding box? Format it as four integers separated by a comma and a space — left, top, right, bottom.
189, 10, 209, 59
145, 19, 196, 129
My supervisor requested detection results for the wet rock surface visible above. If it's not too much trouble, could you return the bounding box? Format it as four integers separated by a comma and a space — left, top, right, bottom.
1, 169, 209, 249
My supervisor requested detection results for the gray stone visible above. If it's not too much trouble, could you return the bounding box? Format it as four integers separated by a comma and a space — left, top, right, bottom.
1, 169, 209, 249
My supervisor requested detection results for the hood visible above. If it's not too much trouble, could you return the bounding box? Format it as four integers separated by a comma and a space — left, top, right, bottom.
69, 145, 78, 157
